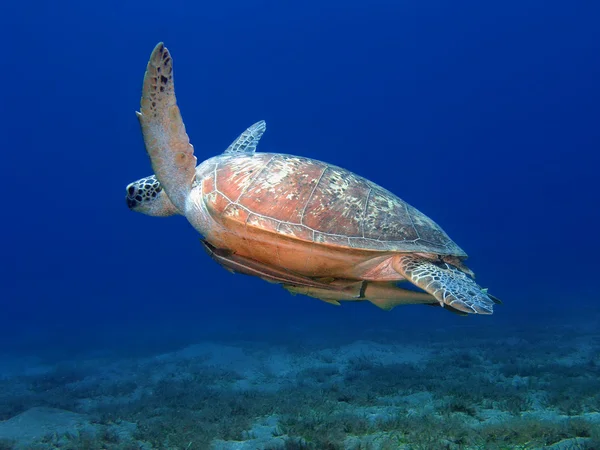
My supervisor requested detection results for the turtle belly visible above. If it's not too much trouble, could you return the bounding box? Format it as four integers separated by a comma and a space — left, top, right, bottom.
203, 214, 402, 281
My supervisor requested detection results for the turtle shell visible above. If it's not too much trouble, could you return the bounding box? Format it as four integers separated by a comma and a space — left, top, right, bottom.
200, 153, 466, 257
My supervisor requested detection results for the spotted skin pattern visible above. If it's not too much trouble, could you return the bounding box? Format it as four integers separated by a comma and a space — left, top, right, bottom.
394, 255, 497, 314
126, 176, 162, 208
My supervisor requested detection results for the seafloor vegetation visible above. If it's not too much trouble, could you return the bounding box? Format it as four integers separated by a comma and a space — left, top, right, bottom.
0, 321, 599, 449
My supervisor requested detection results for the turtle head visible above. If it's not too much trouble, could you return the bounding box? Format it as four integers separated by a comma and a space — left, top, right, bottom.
125, 175, 180, 217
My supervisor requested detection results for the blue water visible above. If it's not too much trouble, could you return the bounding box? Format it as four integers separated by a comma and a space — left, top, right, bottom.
1, 1, 600, 447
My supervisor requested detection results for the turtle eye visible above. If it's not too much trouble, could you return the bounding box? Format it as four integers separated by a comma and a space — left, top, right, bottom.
127, 185, 135, 196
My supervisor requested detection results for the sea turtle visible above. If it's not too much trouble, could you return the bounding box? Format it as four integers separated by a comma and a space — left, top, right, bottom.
126, 43, 501, 315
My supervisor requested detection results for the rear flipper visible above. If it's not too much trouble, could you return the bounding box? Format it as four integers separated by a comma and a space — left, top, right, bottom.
284, 280, 438, 310
392, 254, 500, 315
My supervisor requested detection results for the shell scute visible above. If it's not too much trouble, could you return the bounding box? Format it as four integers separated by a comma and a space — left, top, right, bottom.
247, 213, 279, 233
314, 232, 348, 247
207, 153, 465, 256
349, 238, 394, 251
223, 203, 249, 222
236, 155, 326, 224
302, 168, 368, 237
278, 222, 314, 241
216, 154, 273, 202
363, 186, 420, 243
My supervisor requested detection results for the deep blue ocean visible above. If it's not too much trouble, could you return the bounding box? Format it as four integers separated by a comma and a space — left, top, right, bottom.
2, 1, 600, 448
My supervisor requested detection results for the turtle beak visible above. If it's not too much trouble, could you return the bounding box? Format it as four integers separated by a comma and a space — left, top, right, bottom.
126, 196, 138, 209
126, 184, 139, 210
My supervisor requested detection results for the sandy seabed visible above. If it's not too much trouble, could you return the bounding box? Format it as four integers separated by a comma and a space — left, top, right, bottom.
0, 320, 599, 450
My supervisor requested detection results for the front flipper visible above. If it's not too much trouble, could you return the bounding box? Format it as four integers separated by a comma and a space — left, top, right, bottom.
200, 241, 346, 291
224, 121, 266, 155
392, 255, 500, 315
137, 43, 196, 213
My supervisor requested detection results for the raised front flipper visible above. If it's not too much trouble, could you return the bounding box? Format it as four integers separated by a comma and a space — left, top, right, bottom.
200, 241, 346, 291
137, 43, 196, 213
392, 255, 500, 314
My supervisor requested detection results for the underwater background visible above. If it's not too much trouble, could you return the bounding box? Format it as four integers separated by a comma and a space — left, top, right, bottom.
2, 0, 600, 448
